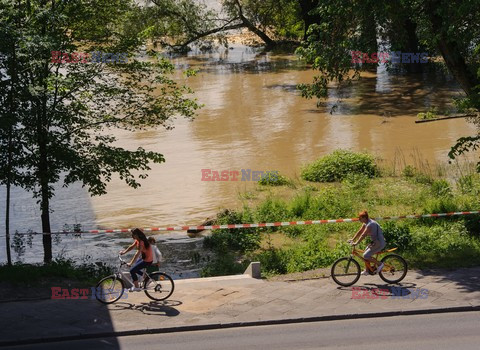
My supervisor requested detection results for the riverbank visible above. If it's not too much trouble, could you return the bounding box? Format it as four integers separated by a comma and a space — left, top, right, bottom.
200, 150, 480, 277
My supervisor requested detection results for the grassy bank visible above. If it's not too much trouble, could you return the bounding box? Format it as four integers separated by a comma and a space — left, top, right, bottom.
201, 150, 480, 277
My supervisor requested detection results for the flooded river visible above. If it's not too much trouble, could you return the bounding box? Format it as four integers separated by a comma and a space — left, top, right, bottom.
0, 43, 477, 271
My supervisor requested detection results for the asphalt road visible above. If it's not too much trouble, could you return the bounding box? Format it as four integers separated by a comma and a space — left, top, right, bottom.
7, 311, 480, 350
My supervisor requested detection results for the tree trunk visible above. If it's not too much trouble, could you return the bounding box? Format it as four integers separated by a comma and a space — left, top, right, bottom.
360, 7, 378, 71
426, 0, 479, 102
298, 0, 321, 40
233, 0, 274, 47
5, 161, 12, 267
41, 196, 52, 263
402, 18, 422, 73
39, 105, 52, 264
38, 0, 52, 264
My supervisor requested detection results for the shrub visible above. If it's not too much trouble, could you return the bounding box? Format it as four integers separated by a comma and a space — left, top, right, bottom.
255, 248, 288, 275
457, 174, 480, 195
0, 258, 112, 285
255, 197, 289, 223
406, 222, 480, 267
258, 171, 291, 186
289, 190, 313, 218
402, 165, 416, 178
342, 173, 371, 195
382, 221, 412, 251
204, 208, 260, 253
285, 241, 350, 272
200, 253, 249, 277
431, 179, 452, 197
301, 150, 378, 182
423, 197, 459, 214
402, 165, 433, 184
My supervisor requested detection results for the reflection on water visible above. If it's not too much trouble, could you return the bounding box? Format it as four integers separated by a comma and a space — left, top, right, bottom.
0, 44, 477, 269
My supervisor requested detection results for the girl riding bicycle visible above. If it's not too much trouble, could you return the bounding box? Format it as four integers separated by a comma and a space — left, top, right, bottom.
348, 210, 386, 276
119, 228, 153, 292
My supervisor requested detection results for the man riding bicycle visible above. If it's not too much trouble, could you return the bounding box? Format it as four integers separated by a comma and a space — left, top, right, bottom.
348, 210, 386, 276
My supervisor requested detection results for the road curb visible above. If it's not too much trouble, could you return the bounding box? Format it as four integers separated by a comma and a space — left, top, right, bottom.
2, 304, 480, 347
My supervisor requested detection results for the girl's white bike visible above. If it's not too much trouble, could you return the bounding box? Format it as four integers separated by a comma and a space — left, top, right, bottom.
95, 255, 175, 304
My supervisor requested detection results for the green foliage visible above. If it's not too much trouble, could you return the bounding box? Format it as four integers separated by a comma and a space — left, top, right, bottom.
382, 222, 412, 251
255, 197, 289, 223
457, 174, 480, 195
402, 165, 416, 178
423, 197, 459, 215
200, 253, 248, 277
0, 258, 113, 285
417, 107, 439, 120
203, 208, 261, 253
289, 190, 313, 218
449, 136, 480, 173
342, 173, 371, 195
255, 247, 289, 275
258, 171, 291, 186
431, 179, 452, 197
406, 222, 480, 267
285, 241, 349, 273
301, 150, 378, 182
402, 166, 433, 184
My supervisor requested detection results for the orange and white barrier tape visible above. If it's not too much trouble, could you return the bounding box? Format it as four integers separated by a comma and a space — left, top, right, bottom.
14, 210, 480, 235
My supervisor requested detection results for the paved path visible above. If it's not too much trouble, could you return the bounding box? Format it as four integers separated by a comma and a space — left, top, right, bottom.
1, 267, 479, 346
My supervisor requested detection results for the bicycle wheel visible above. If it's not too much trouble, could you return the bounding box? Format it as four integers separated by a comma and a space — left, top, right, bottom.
95, 275, 125, 304
331, 257, 361, 287
143, 272, 175, 301
379, 254, 408, 284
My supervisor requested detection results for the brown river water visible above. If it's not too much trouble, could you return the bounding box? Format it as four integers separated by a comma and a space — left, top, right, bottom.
0, 44, 477, 274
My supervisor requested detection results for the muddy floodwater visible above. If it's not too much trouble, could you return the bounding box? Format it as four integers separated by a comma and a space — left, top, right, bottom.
0, 44, 477, 273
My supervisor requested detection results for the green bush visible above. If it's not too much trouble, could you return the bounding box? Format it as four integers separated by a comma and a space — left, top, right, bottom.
457, 174, 480, 195
402, 165, 433, 184
431, 179, 452, 197
342, 173, 371, 195
255, 197, 289, 223
204, 208, 260, 253
200, 253, 249, 277
255, 248, 289, 275
286, 241, 350, 272
289, 190, 313, 218
301, 150, 378, 182
406, 222, 480, 267
382, 221, 412, 251
0, 258, 112, 285
258, 171, 291, 186
402, 165, 416, 178
423, 197, 459, 214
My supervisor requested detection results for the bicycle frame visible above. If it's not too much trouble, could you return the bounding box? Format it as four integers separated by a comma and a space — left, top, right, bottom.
349, 245, 398, 272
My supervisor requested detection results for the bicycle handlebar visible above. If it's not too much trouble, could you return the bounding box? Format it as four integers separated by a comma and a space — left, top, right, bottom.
118, 254, 127, 265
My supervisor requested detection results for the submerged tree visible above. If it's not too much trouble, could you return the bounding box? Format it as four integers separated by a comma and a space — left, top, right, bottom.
140, 0, 304, 51
0, 0, 200, 263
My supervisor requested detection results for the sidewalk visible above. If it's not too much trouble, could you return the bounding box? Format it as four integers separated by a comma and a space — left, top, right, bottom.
1, 267, 480, 346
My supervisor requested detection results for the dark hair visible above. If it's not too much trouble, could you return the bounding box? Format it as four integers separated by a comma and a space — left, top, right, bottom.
131, 228, 150, 249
